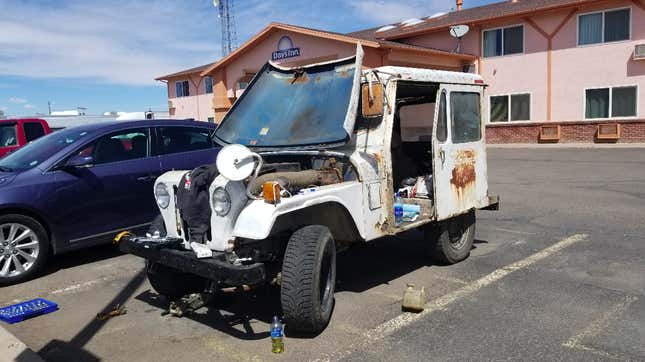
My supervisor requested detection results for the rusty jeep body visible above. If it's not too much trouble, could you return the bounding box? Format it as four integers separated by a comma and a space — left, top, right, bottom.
121, 45, 498, 334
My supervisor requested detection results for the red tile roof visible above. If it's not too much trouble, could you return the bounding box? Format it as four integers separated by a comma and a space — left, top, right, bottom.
155, 62, 216, 81
349, 0, 598, 41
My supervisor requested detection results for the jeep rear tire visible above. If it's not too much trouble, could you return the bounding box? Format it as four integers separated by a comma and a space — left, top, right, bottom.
281, 225, 336, 334
430, 210, 476, 264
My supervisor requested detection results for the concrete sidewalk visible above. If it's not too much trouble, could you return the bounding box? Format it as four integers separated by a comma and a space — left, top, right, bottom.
487, 142, 645, 149
0, 325, 43, 362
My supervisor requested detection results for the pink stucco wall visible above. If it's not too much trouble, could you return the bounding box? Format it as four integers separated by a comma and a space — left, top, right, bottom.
404, 0, 645, 123
167, 73, 215, 121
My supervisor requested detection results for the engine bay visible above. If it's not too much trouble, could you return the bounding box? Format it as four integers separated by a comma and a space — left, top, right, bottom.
251, 154, 357, 198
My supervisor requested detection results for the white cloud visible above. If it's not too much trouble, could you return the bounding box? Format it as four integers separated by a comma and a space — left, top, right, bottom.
8, 97, 27, 104
0, 106, 7, 111
24, 104, 35, 109
0, 1, 222, 86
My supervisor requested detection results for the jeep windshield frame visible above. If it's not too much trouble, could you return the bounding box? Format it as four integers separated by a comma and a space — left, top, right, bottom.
213, 55, 361, 150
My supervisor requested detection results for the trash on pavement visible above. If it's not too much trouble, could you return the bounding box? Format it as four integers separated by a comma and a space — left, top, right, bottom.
0, 298, 58, 324
165, 293, 207, 318
96, 304, 127, 320
270, 316, 284, 353
402, 284, 425, 313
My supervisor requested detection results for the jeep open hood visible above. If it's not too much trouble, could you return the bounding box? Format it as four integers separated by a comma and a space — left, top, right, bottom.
214, 44, 364, 150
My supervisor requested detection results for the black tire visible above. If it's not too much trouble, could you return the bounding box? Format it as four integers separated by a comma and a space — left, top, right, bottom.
0, 214, 50, 286
146, 261, 206, 299
281, 225, 336, 334
430, 211, 476, 264
145, 214, 204, 299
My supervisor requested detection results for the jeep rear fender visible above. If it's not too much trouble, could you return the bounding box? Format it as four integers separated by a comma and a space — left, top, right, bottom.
232, 181, 365, 241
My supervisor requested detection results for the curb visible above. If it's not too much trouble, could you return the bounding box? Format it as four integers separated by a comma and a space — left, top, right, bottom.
0, 325, 43, 362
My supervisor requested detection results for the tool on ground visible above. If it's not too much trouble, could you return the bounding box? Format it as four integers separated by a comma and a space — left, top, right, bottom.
270, 315, 284, 353
96, 304, 127, 320
0, 298, 58, 324
402, 283, 426, 312
113, 231, 134, 245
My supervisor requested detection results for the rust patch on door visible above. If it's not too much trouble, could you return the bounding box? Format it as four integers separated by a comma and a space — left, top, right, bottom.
450, 150, 476, 207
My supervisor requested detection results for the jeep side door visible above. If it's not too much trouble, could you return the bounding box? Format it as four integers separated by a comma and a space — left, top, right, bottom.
432, 84, 488, 221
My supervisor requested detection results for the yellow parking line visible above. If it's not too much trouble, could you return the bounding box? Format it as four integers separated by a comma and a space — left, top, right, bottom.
313, 233, 589, 362
562, 295, 638, 360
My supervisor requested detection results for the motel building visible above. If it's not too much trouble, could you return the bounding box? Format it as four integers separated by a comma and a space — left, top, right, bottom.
156, 0, 645, 144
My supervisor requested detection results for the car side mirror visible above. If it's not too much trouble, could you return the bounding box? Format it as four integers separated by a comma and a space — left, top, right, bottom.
65, 155, 94, 169
361, 82, 384, 117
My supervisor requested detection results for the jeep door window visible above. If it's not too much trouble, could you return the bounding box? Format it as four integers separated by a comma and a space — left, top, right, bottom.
0, 127, 89, 171
450, 92, 481, 143
214, 60, 356, 148
437, 91, 448, 143
76, 129, 150, 164
24, 122, 46, 142
0, 124, 17, 147
158, 127, 213, 154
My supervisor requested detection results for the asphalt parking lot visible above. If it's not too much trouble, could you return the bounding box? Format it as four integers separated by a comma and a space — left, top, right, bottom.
2, 148, 644, 361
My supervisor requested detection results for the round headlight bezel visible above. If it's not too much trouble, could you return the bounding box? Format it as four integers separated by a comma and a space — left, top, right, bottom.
212, 187, 231, 216
155, 182, 170, 209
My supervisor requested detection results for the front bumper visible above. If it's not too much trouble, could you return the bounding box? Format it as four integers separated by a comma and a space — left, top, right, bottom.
120, 237, 266, 286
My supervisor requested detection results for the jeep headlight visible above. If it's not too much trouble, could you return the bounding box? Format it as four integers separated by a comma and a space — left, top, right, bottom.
212, 187, 231, 216
155, 182, 170, 209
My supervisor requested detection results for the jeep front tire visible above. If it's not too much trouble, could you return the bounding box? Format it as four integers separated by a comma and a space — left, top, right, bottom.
281, 225, 336, 333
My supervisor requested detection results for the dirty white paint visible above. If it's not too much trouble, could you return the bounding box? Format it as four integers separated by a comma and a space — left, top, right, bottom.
315, 233, 589, 361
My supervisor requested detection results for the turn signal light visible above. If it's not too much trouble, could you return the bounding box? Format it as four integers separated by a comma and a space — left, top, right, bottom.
262, 181, 281, 204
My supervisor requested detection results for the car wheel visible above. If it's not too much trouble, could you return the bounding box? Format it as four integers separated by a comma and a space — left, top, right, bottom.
429, 210, 476, 265
0, 214, 49, 286
281, 225, 336, 334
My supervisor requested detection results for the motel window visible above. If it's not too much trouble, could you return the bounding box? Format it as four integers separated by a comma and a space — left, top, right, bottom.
204, 76, 213, 94
207, 117, 215, 123
585, 86, 637, 119
578, 8, 630, 46
175, 80, 190, 97
483, 25, 523, 57
490, 94, 530, 122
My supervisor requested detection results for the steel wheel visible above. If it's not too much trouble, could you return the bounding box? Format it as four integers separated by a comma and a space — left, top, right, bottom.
0, 223, 40, 278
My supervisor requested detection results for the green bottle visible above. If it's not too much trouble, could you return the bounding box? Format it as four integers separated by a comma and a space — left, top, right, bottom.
270, 316, 284, 353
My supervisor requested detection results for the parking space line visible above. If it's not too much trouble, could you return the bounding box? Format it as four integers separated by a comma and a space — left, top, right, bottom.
562, 295, 638, 360
315, 233, 588, 362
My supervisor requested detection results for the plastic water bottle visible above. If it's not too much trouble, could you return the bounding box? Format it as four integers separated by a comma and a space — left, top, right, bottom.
270, 316, 284, 353
394, 193, 404, 226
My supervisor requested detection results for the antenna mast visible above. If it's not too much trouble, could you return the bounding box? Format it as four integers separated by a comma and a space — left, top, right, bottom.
216, 0, 238, 56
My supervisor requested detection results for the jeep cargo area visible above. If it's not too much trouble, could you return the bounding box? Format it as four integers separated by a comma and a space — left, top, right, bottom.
120, 45, 499, 334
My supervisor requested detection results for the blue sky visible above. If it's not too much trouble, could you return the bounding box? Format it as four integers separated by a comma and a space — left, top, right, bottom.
0, 0, 498, 116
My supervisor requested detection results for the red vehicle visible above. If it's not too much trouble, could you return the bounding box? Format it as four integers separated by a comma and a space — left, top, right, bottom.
0, 119, 51, 158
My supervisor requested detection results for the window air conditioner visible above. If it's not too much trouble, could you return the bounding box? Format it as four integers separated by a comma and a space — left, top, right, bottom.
634, 44, 645, 61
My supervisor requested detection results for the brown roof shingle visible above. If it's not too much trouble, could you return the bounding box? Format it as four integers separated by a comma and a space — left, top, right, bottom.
349, 0, 597, 40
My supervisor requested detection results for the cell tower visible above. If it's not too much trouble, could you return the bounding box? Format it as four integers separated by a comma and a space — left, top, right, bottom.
214, 0, 238, 56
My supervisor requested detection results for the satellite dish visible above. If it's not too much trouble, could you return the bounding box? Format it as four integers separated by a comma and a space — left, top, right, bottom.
450, 25, 470, 38
216, 144, 259, 181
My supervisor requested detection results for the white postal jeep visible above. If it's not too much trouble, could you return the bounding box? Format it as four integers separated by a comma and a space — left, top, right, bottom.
121, 45, 499, 333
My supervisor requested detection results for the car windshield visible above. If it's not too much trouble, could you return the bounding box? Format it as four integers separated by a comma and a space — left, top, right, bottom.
0, 124, 18, 147
0, 128, 89, 171
214, 58, 356, 148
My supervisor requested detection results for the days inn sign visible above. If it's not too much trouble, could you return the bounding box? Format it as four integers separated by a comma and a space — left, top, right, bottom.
272, 36, 301, 61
